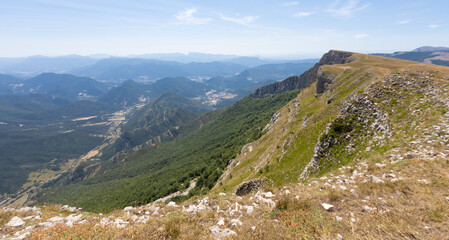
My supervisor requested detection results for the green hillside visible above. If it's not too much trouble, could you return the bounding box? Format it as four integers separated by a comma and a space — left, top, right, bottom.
36, 90, 298, 212
100, 92, 210, 161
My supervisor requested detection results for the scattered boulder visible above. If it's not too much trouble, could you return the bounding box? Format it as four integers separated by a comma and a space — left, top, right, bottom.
337, 233, 343, 240
209, 225, 237, 239
230, 219, 243, 226
217, 217, 225, 226
262, 192, 275, 198
166, 201, 178, 207
322, 203, 334, 211
60, 205, 77, 212
48, 216, 65, 222
123, 206, 135, 212
235, 179, 266, 196
6, 216, 25, 227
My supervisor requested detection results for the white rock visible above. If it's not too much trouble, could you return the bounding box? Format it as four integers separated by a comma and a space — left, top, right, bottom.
61, 205, 77, 212
48, 216, 64, 222
166, 201, 178, 207
322, 203, 334, 211
418, 179, 430, 184
372, 176, 384, 183
6, 216, 25, 227
219, 192, 226, 196
339, 185, 347, 191
66, 214, 83, 222
375, 163, 386, 168
79, 219, 88, 224
209, 225, 237, 239
351, 217, 356, 223
136, 216, 149, 224
362, 205, 376, 212
114, 218, 128, 228
66, 220, 74, 227
15, 232, 30, 240
284, 190, 291, 194
244, 206, 254, 214
251, 226, 256, 231
335, 216, 343, 222
152, 207, 160, 215
123, 206, 135, 212
39, 222, 55, 228
217, 217, 225, 226
337, 233, 343, 240
230, 219, 243, 226
262, 192, 275, 198
258, 197, 276, 209
100, 218, 111, 226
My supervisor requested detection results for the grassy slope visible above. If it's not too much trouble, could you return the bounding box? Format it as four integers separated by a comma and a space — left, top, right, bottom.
214, 52, 449, 193
36, 91, 298, 212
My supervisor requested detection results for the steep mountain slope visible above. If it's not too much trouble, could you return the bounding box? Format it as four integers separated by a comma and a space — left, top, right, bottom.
150, 77, 208, 98
0, 74, 22, 94
99, 80, 152, 107
215, 51, 449, 196
22, 73, 107, 100
0, 97, 115, 195
35, 90, 298, 212
100, 92, 210, 161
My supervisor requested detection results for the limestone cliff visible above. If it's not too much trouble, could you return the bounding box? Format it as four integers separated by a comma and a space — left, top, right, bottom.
251, 50, 353, 98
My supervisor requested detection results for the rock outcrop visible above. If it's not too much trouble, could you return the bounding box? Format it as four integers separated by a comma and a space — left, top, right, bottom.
251, 50, 353, 98
235, 179, 266, 196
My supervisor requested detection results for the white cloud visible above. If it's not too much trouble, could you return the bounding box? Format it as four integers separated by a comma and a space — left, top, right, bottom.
174, 8, 211, 24
397, 19, 411, 25
327, 0, 370, 17
220, 15, 258, 25
294, 12, 315, 18
354, 33, 369, 38
281, 1, 299, 6
428, 24, 440, 29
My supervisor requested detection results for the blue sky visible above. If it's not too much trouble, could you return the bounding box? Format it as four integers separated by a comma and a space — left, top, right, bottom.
0, 0, 448, 58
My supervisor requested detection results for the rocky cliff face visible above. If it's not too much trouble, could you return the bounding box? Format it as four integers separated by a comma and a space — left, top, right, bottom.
251, 50, 353, 98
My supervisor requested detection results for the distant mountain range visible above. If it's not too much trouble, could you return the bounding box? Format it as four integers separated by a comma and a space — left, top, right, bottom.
375, 46, 449, 66
0, 53, 318, 80
71, 58, 247, 81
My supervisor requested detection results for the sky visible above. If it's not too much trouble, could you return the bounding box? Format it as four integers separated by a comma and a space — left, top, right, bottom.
0, 0, 448, 58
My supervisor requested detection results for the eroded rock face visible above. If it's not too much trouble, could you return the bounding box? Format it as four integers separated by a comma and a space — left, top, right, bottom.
300, 93, 390, 181
316, 67, 337, 94
235, 179, 266, 196
251, 50, 353, 98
